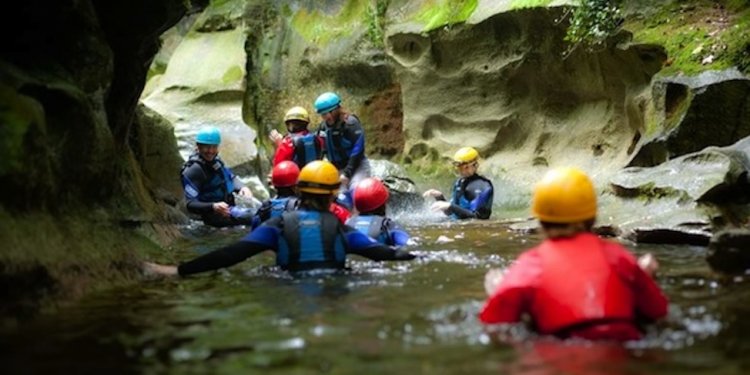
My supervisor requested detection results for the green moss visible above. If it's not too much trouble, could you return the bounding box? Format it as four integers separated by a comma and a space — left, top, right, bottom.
624, 0, 750, 76
291, 0, 368, 46
0, 85, 44, 176
409, 0, 478, 32
222, 65, 244, 84
510, 0, 554, 9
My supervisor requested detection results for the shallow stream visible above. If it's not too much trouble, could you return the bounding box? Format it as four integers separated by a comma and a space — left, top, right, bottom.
2, 218, 748, 374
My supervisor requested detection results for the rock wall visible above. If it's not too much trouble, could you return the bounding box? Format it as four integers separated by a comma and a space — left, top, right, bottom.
0, 0, 190, 321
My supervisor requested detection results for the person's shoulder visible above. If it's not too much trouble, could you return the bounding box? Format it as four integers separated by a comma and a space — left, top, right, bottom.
344, 113, 361, 126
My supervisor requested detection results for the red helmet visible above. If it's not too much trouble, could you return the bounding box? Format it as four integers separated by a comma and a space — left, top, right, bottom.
353, 177, 389, 213
271, 161, 300, 187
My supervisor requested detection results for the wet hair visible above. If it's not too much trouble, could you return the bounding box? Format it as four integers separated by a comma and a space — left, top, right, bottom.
275, 186, 297, 198
299, 192, 333, 211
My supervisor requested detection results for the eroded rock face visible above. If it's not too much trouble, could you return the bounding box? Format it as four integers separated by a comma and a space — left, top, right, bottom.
141, 1, 255, 167
387, 7, 666, 190
630, 69, 750, 167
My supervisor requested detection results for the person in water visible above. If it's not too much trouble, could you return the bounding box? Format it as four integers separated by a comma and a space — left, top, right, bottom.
314, 92, 370, 193
346, 177, 410, 247
181, 126, 255, 227
423, 146, 494, 220
145, 161, 416, 276
479, 167, 668, 341
269, 106, 324, 168
252, 160, 300, 228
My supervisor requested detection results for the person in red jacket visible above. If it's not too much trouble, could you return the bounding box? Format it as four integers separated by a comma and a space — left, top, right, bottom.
269, 106, 324, 168
479, 167, 668, 341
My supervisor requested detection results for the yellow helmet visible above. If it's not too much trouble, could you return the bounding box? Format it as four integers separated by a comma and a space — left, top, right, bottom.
531, 167, 597, 223
453, 147, 479, 164
284, 106, 310, 124
298, 160, 340, 195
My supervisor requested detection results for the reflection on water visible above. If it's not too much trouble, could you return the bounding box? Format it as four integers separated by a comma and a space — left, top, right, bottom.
2, 221, 750, 374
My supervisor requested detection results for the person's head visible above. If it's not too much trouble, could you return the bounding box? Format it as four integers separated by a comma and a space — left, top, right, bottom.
272, 161, 300, 197
452, 146, 480, 178
298, 160, 341, 210
195, 126, 221, 161
353, 177, 389, 215
531, 167, 597, 238
284, 106, 310, 133
314, 92, 342, 125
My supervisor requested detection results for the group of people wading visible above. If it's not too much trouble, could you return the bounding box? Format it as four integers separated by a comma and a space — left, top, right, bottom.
145, 91, 668, 343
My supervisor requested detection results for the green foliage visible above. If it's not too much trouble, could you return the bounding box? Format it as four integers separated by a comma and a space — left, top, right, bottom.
563, 0, 623, 55
411, 0, 478, 32
624, 1, 750, 76
365, 0, 389, 47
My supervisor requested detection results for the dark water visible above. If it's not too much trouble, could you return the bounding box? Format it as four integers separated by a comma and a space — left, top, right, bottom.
3, 219, 750, 374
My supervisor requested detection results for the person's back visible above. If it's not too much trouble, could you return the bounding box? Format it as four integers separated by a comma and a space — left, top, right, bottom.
346, 177, 410, 247
479, 167, 667, 341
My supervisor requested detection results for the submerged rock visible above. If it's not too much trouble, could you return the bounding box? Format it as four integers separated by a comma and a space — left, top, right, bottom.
707, 229, 750, 274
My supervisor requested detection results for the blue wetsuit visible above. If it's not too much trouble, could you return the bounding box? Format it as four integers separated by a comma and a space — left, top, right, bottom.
346, 215, 410, 247
436, 174, 494, 220
318, 114, 367, 179
178, 209, 415, 275
251, 196, 299, 229
181, 152, 254, 227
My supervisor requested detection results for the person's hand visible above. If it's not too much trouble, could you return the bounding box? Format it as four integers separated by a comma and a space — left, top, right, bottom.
239, 186, 253, 198
340, 174, 350, 189
142, 261, 178, 277
484, 268, 505, 296
638, 253, 659, 277
423, 189, 443, 198
269, 129, 283, 146
213, 201, 231, 217
431, 201, 451, 212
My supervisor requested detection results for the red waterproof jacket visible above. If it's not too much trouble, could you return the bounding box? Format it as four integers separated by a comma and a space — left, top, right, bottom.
479, 232, 668, 341
272, 130, 324, 166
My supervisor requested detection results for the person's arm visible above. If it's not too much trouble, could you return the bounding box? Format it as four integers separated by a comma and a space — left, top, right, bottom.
178, 221, 281, 276
447, 179, 493, 219
343, 225, 415, 261
609, 245, 668, 322
272, 137, 295, 166
182, 165, 215, 214
478, 251, 540, 324
385, 219, 410, 247
341, 116, 366, 179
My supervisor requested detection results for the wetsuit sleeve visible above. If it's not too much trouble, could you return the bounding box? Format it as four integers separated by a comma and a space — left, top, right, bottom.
341, 116, 366, 178
343, 225, 415, 261
177, 240, 268, 276
447, 179, 493, 219
273, 137, 295, 166
251, 200, 273, 229
178, 220, 281, 275
182, 163, 215, 214
479, 251, 540, 324
608, 245, 668, 321
385, 220, 410, 247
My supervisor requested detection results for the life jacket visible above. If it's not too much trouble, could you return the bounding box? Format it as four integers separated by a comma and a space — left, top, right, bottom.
269, 196, 299, 219
320, 115, 359, 169
291, 132, 322, 168
347, 215, 390, 245
181, 153, 235, 203
277, 210, 347, 272
530, 233, 635, 335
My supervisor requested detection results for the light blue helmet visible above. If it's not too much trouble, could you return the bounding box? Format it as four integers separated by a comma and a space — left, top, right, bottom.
314, 92, 341, 114
196, 126, 221, 145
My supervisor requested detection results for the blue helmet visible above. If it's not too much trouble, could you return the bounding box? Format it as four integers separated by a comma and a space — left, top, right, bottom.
314, 92, 341, 114
196, 126, 221, 145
